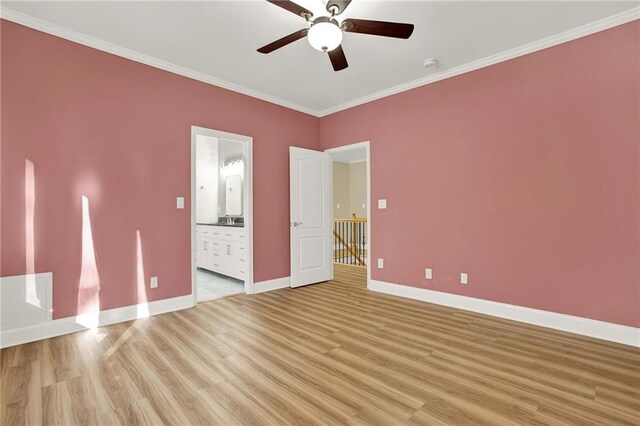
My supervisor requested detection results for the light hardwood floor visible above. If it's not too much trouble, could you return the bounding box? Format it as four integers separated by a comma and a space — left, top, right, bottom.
2, 264, 639, 425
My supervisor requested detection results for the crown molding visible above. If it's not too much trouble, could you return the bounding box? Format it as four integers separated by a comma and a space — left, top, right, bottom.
0, 7, 319, 117
317, 7, 640, 117
2, 6, 638, 118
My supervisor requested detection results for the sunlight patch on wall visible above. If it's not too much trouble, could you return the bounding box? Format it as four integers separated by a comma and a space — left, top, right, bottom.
24, 159, 42, 308
76, 195, 101, 329
136, 230, 149, 319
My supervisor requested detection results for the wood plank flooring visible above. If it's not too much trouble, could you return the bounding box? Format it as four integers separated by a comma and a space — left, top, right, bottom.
2, 264, 639, 425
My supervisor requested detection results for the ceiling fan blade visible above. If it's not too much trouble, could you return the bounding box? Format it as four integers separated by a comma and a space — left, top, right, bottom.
342, 18, 414, 39
328, 45, 348, 71
257, 29, 308, 54
266, 0, 313, 19
325, 0, 352, 16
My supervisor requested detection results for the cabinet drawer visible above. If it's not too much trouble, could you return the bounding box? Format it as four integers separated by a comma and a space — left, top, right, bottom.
197, 226, 222, 237
196, 225, 210, 234
213, 227, 245, 240
222, 231, 243, 239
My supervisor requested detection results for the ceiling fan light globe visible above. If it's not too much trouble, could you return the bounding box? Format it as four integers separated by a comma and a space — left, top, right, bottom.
307, 21, 342, 52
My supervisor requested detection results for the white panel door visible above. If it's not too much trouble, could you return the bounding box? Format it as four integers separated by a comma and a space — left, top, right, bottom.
290, 147, 333, 288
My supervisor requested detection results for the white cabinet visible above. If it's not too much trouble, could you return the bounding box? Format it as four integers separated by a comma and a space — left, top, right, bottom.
196, 225, 245, 280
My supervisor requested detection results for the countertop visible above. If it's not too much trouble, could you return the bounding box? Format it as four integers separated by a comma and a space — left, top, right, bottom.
196, 222, 244, 228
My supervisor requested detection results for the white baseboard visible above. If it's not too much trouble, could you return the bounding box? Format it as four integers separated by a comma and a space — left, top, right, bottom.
0, 294, 194, 349
252, 276, 291, 294
369, 280, 640, 348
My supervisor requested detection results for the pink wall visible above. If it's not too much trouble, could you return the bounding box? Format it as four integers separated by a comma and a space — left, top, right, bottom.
320, 21, 640, 327
3, 19, 638, 327
1, 20, 320, 319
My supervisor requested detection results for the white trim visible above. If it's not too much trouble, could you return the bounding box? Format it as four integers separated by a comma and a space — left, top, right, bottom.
325, 141, 371, 287
369, 279, 640, 348
1, 6, 637, 118
0, 7, 317, 117
317, 7, 640, 116
0, 294, 193, 349
190, 126, 254, 304
251, 276, 291, 294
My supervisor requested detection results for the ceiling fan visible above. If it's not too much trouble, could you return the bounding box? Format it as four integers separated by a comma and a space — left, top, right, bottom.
258, 0, 414, 71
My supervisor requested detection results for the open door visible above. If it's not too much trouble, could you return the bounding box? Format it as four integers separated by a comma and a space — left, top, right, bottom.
290, 147, 333, 288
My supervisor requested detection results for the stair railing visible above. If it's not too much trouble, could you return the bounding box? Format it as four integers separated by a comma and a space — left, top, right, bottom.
333, 213, 367, 266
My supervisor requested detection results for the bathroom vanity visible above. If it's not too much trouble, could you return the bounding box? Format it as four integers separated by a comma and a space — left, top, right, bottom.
196, 223, 246, 280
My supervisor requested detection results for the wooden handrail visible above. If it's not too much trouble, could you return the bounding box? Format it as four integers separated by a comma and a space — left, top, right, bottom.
334, 213, 367, 222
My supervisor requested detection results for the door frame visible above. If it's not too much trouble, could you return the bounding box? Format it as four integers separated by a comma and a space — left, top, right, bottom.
325, 141, 371, 287
190, 126, 254, 305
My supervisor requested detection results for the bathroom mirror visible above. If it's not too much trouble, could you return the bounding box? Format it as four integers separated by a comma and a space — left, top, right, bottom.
225, 174, 242, 216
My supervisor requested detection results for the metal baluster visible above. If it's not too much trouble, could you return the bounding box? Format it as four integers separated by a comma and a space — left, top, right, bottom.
351, 215, 355, 265
359, 221, 362, 266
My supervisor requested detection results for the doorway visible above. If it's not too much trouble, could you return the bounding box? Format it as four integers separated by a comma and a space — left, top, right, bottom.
326, 142, 370, 288
288, 141, 371, 290
190, 126, 254, 304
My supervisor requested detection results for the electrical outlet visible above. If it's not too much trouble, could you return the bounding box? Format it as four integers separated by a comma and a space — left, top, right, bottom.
337, 203, 340, 209
460, 273, 468, 285
150, 276, 158, 288
361, 203, 366, 209
378, 199, 387, 209
176, 197, 184, 209
377, 258, 384, 269
425, 268, 432, 280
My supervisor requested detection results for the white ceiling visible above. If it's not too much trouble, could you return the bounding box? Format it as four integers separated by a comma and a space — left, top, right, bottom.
3, 1, 638, 116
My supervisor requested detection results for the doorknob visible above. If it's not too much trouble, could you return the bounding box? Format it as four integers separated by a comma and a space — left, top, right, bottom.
291, 221, 303, 227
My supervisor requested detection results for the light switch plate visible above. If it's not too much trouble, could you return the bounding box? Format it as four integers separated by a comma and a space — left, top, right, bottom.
378, 199, 387, 209
176, 197, 185, 209
362, 203, 366, 209
377, 258, 384, 269
460, 273, 468, 285
425, 268, 432, 280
